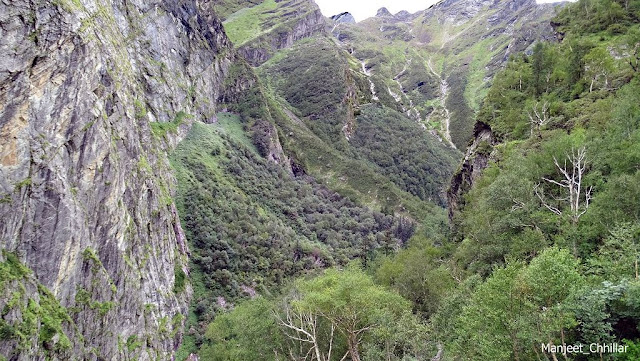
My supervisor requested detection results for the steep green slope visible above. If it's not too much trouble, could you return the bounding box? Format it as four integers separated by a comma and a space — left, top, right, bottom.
220, 0, 326, 65
171, 116, 423, 354
173, 11, 460, 358
421, 0, 640, 359
351, 105, 460, 205
172, 117, 413, 298
332, 0, 561, 148
257, 34, 458, 218
258, 36, 350, 145
170, 1, 640, 361
220, 0, 287, 45
217, 2, 460, 220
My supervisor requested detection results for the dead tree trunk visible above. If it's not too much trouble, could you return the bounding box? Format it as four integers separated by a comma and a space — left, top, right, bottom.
535, 147, 593, 254
527, 101, 550, 139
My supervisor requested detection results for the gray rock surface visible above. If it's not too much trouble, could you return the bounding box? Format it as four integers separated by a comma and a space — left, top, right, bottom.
0, 0, 240, 359
447, 121, 497, 223
376, 7, 394, 18
330, 12, 356, 24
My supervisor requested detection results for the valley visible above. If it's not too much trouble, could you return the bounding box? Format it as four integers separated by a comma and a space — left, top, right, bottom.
0, 0, 639, 360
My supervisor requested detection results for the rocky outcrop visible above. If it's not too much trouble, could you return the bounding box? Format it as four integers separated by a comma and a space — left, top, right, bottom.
394, 10, 420, 22
374, 8, 419, 22
447, 121, 497, 222
237, 0, 327, 66
330, 12, 356, 24
252, 118, 292, 171
376, 7, 394, 18
0, 0, 238, 359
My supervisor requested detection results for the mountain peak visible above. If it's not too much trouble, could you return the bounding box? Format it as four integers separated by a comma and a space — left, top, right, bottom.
394, 10, 419, 21
376, 7, 393, 17
330, 12, 356, 24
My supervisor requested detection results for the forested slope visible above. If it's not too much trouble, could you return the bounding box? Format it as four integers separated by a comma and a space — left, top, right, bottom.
331, 0, 560, 149
173, 0, 640, 361
433, 0, 640, 359
173, 2, 460, 358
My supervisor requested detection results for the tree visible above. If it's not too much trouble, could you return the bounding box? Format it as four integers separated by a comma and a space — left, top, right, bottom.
584, 47, 615, 92
532, 42, 555, 96
519, 247, 584, 361
623, 27, 640, 73
589, 223, 640, 281
453, 262, 528, 361
374, 238, 456, 316
535, 146, 593, 226
201, 297, 284, 361
453, 248, 584, 361
276, 297, 335, 361
527, 100, 550, 138
291, 266, 411, 361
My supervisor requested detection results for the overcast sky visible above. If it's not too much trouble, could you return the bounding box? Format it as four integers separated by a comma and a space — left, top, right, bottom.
315, 0, 571, 22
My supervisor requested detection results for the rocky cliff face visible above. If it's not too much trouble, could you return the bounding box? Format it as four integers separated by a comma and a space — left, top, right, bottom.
419, 0, 561, 80
447, 121, 497, 223
235, 0, 327, 66
0, 0, 239, 359
330, 12, 356, 24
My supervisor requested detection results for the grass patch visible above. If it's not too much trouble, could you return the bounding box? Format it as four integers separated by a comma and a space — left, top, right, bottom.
0, 252, 74, 355
150, 111, 191, 138
222, 0, 278, 45
173, 264, 186, 294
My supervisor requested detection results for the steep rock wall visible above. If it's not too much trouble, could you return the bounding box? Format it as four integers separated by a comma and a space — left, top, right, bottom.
0, 0, 238, 359
447, 121, 497, 224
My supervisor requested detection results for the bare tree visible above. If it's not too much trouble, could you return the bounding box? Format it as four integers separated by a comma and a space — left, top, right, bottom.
527, 101, 550, 139
275, 301, 343, 361
534, 146, 593, 227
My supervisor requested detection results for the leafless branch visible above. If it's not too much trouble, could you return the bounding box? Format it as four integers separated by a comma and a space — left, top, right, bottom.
534, 183, 563, 216
527, 101, 550, 138
535, 147, 593, 226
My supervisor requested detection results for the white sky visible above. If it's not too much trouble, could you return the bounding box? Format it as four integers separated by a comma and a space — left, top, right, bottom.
315, 0, 572, 22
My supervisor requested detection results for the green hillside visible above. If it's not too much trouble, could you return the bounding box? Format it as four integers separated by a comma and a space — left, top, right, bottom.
332, 0, 560, 148
256, 34, 458, 216
11, 0, 640, 359
432, 1, 640, 359
175, 0, 640, 360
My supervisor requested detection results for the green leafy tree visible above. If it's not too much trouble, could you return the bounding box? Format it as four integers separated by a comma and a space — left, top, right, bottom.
374, 238, 456, 316
532, 42, 556, 96
589, 223, 640, 281
201, 297, 284, 361
453, 262, 527, 361
584, 47, 616, 92
291, 266, 411, 361
622, 27, 640, 73
453, 248, 584, 361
